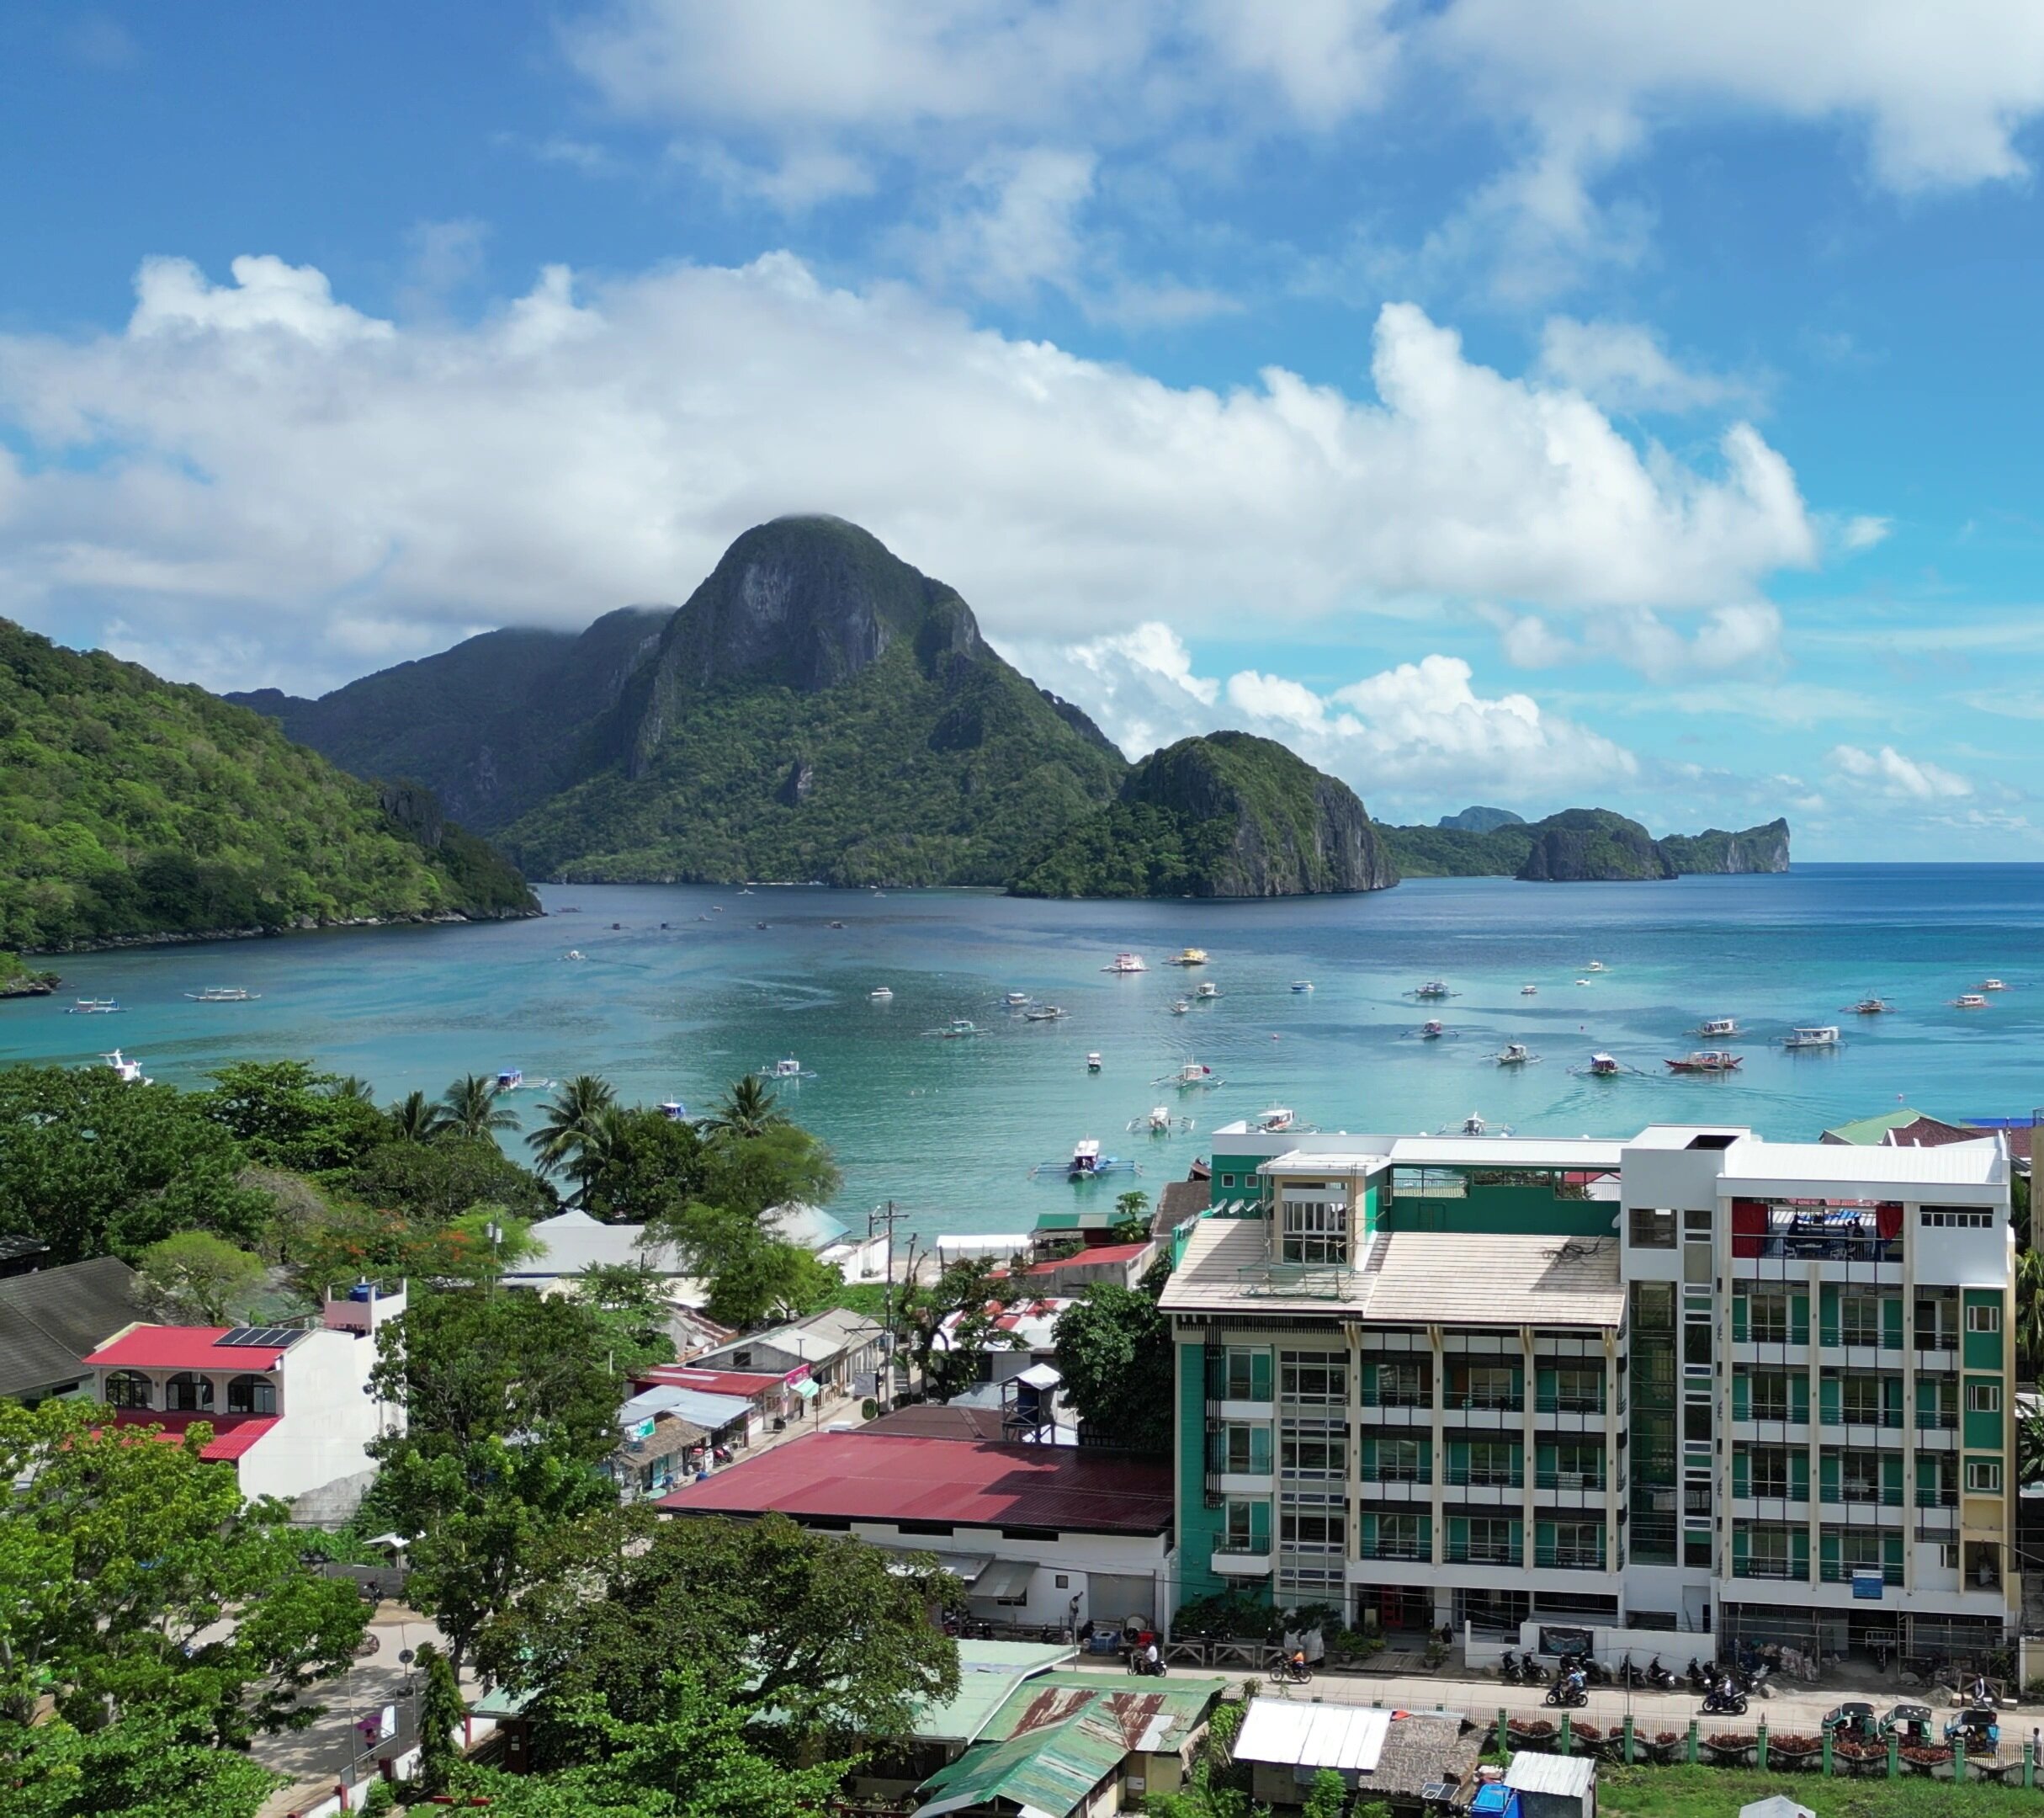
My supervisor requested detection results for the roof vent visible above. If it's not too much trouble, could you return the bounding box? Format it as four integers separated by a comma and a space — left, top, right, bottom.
1686, 1132, 1738, 1151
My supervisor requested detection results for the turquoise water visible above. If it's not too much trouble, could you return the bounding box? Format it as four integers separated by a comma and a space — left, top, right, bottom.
9, 866, 2044, 1245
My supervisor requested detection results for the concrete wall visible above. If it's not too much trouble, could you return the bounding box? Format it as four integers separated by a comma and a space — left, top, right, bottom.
244, 1328, 386, 1504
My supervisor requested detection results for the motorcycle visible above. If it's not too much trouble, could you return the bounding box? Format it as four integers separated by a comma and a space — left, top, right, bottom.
1702, 1685, 1749, 1717
1499, 1652, 1526, 1686
1544, 1678, 1589, 1709
1579, 1656, 1612, 1688
1519, 1654, 1548, 1684
1645, 1656, 1677, 1693
1685, 1658, 1711, 1696
1270, 1656, 1314, 1687
1617, 1655, 1643, 1690
1128, 1653, 1166, 1677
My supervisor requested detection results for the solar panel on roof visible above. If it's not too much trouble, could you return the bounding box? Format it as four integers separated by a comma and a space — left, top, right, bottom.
219, 1326, 300, 1348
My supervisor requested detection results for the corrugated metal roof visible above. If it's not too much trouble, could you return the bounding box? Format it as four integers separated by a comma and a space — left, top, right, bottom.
910, 1640, 1075, 1746
107, 1409, 278, 1460
1234, 1701, 1388, 1772
630, 1385, 752, 1430
913, 1712, 1127, 1818
1506, 1752, 1595, 1798
85, 1325, 304, 1369
1724, 1137, 2004, 1186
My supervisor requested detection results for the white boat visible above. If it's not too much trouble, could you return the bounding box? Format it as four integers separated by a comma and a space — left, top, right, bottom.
1955, 993, 1989, 1008
1417, 1018, 1449, 1039
1666, 1050, 1742, 1073
100, 1049, 150, 1085
1585, 1053, 1622, 1077
1848, 996, 1891, 1014
1103, 952, 1148, 974
1781, 1025, 1840, 1050
1155, 1059, 1223, 1089
942, 1019, 981, 1039
1493, 1043, 1538, 1066
1573, 976, 1591, 986
869, 986, 894, 1001
496, 1067, 524, 1091
1254, 1106, 1298, 1133
67, 998, 119, 1014
1586, 960, 1606, 973
658, 1099, 689, 1121
1520, 984, 1538, 996
1003, 991, 1031, 1007
1289, 981, 1314, 993
1086, 1052, 1102, 1072
1442, 1112, 1511, 1137
1130, 1104, 1194, 1135
1169, 947, 1208, 966
1412, 980, 1452, 999
1195, 981, 1219, 999
185, 986, 259, 1002
1023, 1005, 1067, 1022
1170, 998, 1191, 1016
563, 949, 587, 962
1696, 1016, 1740, 1038
1983, 978, 2009, 991
1030, 1137, 1140, 1182
761, 1055, 815, 1079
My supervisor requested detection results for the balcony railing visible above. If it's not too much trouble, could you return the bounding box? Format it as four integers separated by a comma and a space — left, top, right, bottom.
1362, 1386, 1431, 1409
1445, 1538, 1523, 1566
1820, 1561, 1904, 1586
1731, 1558, 1802, 1580
1535, 1392, 1606, 1416
1448, 1392, 1523, 1413
1828, 1407, 1904, 1430
1915, 1409, 1959, 1431
1829, 1484, 1903, 1507
1533, 1544, 1607, 1571
1214, 1535, 1272, 1556
1358, 1462, 1431, 1484
1356, 1535, 1429, 1561
1443, 1464, 1523, 1488
1535, 1469, 1607, 1491
1914, 1486, 1959, 1508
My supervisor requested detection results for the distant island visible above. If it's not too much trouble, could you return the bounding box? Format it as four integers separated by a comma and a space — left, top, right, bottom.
1383, 806, 1791, 880
0, 620, 539, 954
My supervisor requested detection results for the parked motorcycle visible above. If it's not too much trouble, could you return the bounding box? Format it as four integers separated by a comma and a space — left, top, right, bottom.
1617, 1655, 1643, 1690
1519, 1654, 1548, 1684
1579, 1656, 1612, 1688
1645, 1656, 1677, 1693
1499, 1652, 1526, 1685
1685, 1658, 1711, 1696
1702, 1685, 1750, 1717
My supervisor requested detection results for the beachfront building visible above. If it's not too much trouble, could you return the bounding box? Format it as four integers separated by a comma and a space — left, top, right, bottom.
1160, 1122, 2018, 1661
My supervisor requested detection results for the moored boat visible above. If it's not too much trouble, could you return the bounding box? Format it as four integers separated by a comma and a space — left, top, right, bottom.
1493, 1042, 1538, 1066
1195, 981, 1219, 999
869, 986, 894, 1001
1441, 1112, 1511, 1137
1170, 998, 1191, 1016
942, 1018, 981, 1038
68, 998, 119, 1014
1666, 1050, 1742, 1073
1696, 1016, 1740, 1038
1412, 980, 1453, 999
1023, 1005, 1067, 1022
186, 986, 259, 1002
1983, 977, 2009, 991
1103, 952, 1148, 974
101, 1049, 150, 1084
760, 1055, 815, 1079
1955, 992, 1989, 1008
1419, 1018, 1448, 1039
1030, 1137, 1141, 1181
1848, 996, 1892, 1014
658, 1098, 689, 1121
1004, 991, 1031, 1007
1781, 1024, 1840, 1050
1130, 1104, 1194, 1135
1520, 984, 1538, 996
496, 1067, 524, 1091
1254, 1106, 1300, 1133
1289, 980, 1314, 993
1155, 1059, 1223, 1089
1169, 947, 1208, 966
1086, 1051, 1102, 1072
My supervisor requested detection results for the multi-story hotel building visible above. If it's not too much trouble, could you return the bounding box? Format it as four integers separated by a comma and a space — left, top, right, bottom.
1159, 1122, 2016, 1658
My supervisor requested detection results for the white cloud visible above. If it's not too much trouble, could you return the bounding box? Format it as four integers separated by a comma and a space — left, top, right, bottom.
1839, 513, 1892, 551
1537, 316, 1755, 415
896, 146, 1098, 303
1484, 601, 1785, 680
0, 252, 1815, 692
1828, 742, 1973, 800
1012, 627, 1634, 803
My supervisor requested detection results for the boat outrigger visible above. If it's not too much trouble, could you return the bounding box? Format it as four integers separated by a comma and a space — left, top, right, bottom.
1169, 947, 1208, 966
1666, 1050, 1743, 1073
1781, 1025, 1840, 1050
1983, 978, 2009, 991
186, 986, 259, 1002
760, 1055, 815, 1080
1410, 981, 1455, 999
1572, 1052, 1638, 1079
1023, 1005, 1067, 1022
1103, 953, 1148, 974
1032, 1138, 1141, 1181
941, 1018, 982, 1038
1441, 1112, 1511, 1137
1491, 1042, 1539, 1066
1847, 996, 1892, 1014
1155, 1059, 1224, 1089
1696, 1017, 1740, 1038
1253, 1106, 1309, 1134
1128, 1105, 1196, 1135
67, 998, 119, 1014
1409, 1018, 1454, 1040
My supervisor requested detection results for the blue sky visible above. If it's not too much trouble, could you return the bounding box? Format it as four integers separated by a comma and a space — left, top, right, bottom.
4, 3, 2044, 858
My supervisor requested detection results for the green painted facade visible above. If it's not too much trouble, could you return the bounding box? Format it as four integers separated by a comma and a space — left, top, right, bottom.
1176, 1341, 1225, 1602
1378, 1181, 1617, 1237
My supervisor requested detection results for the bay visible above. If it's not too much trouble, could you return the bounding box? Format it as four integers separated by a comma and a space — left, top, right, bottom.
8, 864, 2043, 1248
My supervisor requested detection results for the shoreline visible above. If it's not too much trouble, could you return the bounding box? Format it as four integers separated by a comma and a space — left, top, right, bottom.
21, 903, 544, 960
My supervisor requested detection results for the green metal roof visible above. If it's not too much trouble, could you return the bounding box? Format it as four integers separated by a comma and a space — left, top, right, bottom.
911, 1641, 1076, 1746
1822, 1108, 1927, 1144
1030, 1210, 1091, 1233
976, 1673, 1230, 1749
914, 1712, 1128, 1818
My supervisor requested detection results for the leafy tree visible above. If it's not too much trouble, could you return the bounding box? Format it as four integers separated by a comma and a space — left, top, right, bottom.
344, 1135, 555, 1224
1, 1715, 284, 1818
895, 1257, 1018, 1401
385, 1088, 450, 1143
1053, 1281, 1174, 1453
131, 1231, 268, 1324
528, 1075, 619, 1200
1303, 1768, 1347, 1818
442, 1072, 520, 1140
580, 1261, 680, 1374
204, 1060, 388, 1172
0, 1066, 272, 1262
481, 1512, 959, 1764
2022, 1406, 2044, 1487
1112, 1188, 1152, 1242
0, 1401, 367, 1742
323, 1074, 377, 1104
2017, 1244, 2044, 1383
696, 1123, 841, 1219
412, 1641, 467, 1797
581, 1108, 708, 1223
457, 1672, 852, 1818
703, 1075, 786, 1141
661, 1203, 839, 1329
285, 1204, 535, 1296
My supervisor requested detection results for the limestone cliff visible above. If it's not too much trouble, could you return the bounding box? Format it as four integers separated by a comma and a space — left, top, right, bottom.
1516, 809, 1677, 882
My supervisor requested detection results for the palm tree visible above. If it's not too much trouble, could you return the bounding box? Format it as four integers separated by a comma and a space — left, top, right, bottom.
323, 1074, 377, 1103
527, 1074, 618, 1178
386, 1089, 449, 1144
704, 1073, 785, 1141
441, 1073, 519, 1141
2016, 1244, 2044, 1382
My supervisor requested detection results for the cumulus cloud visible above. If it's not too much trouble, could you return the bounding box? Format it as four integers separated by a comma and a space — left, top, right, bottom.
1484, 602, 1784, 680
1829, 743, 1972, 800
0, 252, 1817, 692
1011, 626, 1634, 804
1537, 316, 1755, 415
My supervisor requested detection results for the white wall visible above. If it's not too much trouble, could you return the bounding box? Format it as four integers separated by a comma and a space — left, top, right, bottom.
840, 1517, 1171, 1632
242, 1328, 386, 1504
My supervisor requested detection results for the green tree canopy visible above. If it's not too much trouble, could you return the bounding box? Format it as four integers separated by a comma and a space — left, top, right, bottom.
1052, 1279, 1174, 1454
895, 1256, 1019, 1402
481, 1512, 959, 1766
0, 1401, 367, 1743
442, 1072, 520, 1140
579, 1261, 680, 1375
2, 1715, 284, 1818
528, 1075, 620, 1202
660, 1203, 839, 1329
697, 1123, 841, 1219
703, 1075, 786, 1141
581, 1108, 707, 1223
0, 1066, 272, 1263
203, 1060, 388, 1172
343, 1135, 555, 1224
285, 1204, 534, 1297
385, 1088, 450, 1143
131, 1231, 269, 1324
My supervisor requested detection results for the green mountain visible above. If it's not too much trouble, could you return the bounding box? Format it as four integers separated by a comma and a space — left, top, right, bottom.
0, 620, 538, 951
1437, 805, 1526, 833
1382, 809, 1791, 880
230, 605, 668, 832
501, 517, 1126, 885
1008, 731, 1397, 899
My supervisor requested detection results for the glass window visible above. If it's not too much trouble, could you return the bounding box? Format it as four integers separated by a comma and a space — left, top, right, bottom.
1554, 1366, 1603, 1411
1751, 1374, 1792, 1420
1213, 1348, 1272, 1401
1282, 1429, 1348, 1477
1967, 1383, 2002, 1414
164, 1372, 214, 1412
1223, 1499, 1267, 1552
1554, 1441, 1604, 1486
226, 1373, 276, 1416
1967, 1305, 2003, 1333
1628, 1206, 1675, 1249
1376, 1514, 1424, 1560
1467, 1440, 1519, 1486
1464, 1518, 1518, 1564
104, 1370, 151, 1410
1213, 1423, 1272, 1475
1838, 1450, 1882, 1503
1966, 1459, 2003, 1494
1376, 1361, 1428, 1407
1461, 1365, 1518, 1411
1281, 1354, 1347, 1403
1374, 1437, 1424, 1480
1282, 1198, 1350, 1265
1840, 1294, 1882, 1347
1748, 1293, 1791, 1343
1550, 1520, 1603, 1566
1749, 1526, 1792, 1575
1839, 1528, 1884, 1569
1282, 1506, 1346, 1548
1840, 1376, 1886, 1423
1749, 1447, 1791, 1498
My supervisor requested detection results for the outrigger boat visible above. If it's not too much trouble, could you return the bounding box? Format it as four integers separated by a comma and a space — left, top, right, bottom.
68, 998, 119, 1014
1983, 978, 2009, 991
1129, 1105, 1196, 1135
1032, 1137, 1140, 1181
563, 949, 587, 962
1253, 1106, 1307, 1134
940, 1019, 981, 1039
760, 1055, 815, 1080
1003, 991, 1031, 1007
1170, 998, 1191, 1016
1103, 952, 1148, 974
1781, 1024, 1840, 1050
1955, 993, 1989, 1008
1023, 1005, 1067, 1022
1441, 1112, 1511, 1137
1195, 981, 1219, 999
1492, 1042, 1538, 1066
186, 986, 259, 1002
1410, 1018, 1453, 1040
1289, 980, 1314, 993
1086, 1052, 1102, 1072
1574, 1052, 1629, 1078
496, 1067, 524, 1092
101, 1049, 150, 1084
869, 986, 894, 1001
658, 1098, 689, 1121
1520, 984, 1538, 996
1847, 996, 1892, 1014
1585, 960, 1606, 973
1696, 1016, 1740, 1038
1666, 1050, 1742, 1073
1155, 1059, 1224, 1089
1169, 947, 1208, 966
1410, 981, 1454, 999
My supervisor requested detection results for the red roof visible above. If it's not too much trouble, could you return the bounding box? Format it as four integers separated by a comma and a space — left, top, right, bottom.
106, 1409, 279, 1460
656, 1431, 1173, 1535
631, 1365, 786, 1398
84, 1326, 294, 1370
1025, 1243, 1148, 1273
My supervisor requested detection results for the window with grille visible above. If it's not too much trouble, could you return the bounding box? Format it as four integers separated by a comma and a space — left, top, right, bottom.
1282, 1199, 1350, 1265
1281, 1353, 1347, 1403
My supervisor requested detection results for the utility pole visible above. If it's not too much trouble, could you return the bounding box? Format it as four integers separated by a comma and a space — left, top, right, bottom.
873, 1200, 906, 1411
